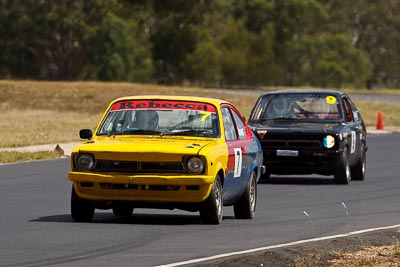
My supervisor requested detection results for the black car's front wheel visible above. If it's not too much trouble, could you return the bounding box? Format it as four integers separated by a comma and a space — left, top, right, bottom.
200, 176, 223, 224
234, 171, 257, 219
260, 171, 271, 183
334, 146, 351, 184
351, 142, 366, 181
71, 185, 95, 222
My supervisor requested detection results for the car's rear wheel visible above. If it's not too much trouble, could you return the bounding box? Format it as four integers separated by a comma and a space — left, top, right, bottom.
71, 185, 95, 222
200, 175, 223, 224
334, 146, 351, 184
351, 143, 366, 181
112, 202, 134, 217
234, 172, 257, 219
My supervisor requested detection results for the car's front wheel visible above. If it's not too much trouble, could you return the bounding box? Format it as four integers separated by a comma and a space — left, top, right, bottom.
351, 143, 366, 181
200, 175, 223, 224
234, 171, 257, 219
71, 185, 95, 222
334, 146, 351, 184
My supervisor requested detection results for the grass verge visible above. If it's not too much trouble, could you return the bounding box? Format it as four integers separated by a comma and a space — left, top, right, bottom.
0, 80, 399, 148
291, 241, 400, 267
353, 100, 400, 127
0, 151, 62, 164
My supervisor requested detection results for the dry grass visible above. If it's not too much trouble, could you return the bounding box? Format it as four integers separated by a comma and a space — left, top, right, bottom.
0, 109, 100, 147
289, 242, 400, 267
290, 254, 321, 267
0, 151, 61, 163
0, 80, 258, 114
353, 100, 400, 128
0, 80, 259, 148
0, 80, 399, 148
328, 242, 400, 267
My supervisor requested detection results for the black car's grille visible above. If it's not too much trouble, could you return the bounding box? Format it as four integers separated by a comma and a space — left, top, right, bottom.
261, 139, 322, 149
94, 160, 185, 173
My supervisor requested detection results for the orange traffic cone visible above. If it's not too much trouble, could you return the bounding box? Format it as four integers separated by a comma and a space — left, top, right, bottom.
376, 111, 384, 130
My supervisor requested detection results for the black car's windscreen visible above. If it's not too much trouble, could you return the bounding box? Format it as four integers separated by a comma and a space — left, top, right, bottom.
97, 100, 219, 137
249, 93, 343, 122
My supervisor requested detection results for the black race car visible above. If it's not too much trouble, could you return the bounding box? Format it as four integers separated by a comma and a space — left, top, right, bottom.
248, 90, 367, 184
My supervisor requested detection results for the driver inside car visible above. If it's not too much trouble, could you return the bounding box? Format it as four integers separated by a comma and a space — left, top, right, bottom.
133, 110, 159, 130
267, 96, 297, 118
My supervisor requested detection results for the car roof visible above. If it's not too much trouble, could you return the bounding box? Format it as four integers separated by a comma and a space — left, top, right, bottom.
111, 95, 231, 106
259, 89, 346, 97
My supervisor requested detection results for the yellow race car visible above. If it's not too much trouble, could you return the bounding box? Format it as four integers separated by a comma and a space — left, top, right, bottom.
68, 95, 264, 224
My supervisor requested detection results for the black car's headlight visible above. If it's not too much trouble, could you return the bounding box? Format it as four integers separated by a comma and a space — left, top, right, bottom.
322, 135, 335, 149
184, 156, 205, 174
74, 153, 94, 171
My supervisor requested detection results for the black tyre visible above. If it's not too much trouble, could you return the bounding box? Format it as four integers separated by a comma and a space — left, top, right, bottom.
234, 172, 257, 219
112, 202, 134, 217
334, 146, 351, 184
71, 185, 95, 222
200, 176, 223, 224
260, 171, 271, 183
351, 143, 366, 181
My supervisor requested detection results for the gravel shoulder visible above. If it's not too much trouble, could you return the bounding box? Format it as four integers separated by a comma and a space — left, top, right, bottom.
195, 228, 400, 266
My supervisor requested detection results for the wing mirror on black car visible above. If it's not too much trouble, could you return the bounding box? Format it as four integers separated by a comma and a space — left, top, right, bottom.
79, 129, 93, 140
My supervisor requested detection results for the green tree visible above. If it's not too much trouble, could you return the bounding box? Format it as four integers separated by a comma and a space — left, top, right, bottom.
319, 0, 400, 88
295, 34, 372, 88
218, 20, 254, 85
0, 0, 118, 80
218, 20, 280, 86
230, 0, 275, 34
0, 0, 40, 78
273, 0, 328, 85
181, 38, 222, 86
217, 0, 281, 86
91, 14, 153, 82
30, 0, 117, 80
151, 0, 220, 84
0, 0, 386, 88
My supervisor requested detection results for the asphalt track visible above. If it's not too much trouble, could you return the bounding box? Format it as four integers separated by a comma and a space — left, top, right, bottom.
0, 133, 399, 267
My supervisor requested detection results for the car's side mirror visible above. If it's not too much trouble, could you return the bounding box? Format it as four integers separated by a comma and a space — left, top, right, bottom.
79, 129, 93, 140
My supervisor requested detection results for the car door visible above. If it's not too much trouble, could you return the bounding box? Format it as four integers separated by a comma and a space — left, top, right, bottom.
341, 96, 362, 165
221, 105, 248, 204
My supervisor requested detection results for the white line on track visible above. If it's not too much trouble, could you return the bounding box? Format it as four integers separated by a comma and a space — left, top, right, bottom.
155, 224, 400, 267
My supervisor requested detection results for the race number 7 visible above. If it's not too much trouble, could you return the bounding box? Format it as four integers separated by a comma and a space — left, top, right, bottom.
233, 148, 243, 178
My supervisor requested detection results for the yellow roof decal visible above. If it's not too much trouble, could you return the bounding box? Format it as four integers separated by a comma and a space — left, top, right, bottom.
326, 96, 337, 104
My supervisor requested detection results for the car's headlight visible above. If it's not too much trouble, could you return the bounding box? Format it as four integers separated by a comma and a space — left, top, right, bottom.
322, 135, 335, 149
74, 153, 94, 171
184, 156, 205, 174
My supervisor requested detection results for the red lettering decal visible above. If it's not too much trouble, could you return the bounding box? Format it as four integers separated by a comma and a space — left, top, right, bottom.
118, 102, 133, 109
174, 103, 184, 108
111, 100, 216, 112
148, 101, 160, 108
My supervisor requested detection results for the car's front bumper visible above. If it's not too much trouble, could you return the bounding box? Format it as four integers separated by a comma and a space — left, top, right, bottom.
263, 149, 342, 175
68, 172, 215, 203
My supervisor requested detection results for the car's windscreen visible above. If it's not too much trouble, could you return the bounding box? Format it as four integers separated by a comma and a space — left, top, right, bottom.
97, 100, 219, 137
249, 93, 342, 122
